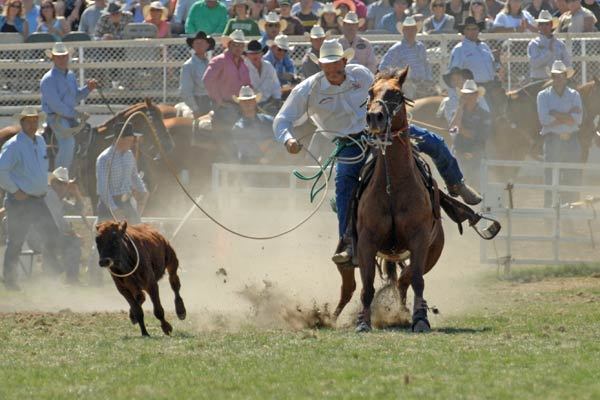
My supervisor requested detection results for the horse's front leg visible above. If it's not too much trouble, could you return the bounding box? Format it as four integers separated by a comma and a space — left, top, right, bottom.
333, 265, 356, 320
408, 232, 431, 333
356, 236, 378, 333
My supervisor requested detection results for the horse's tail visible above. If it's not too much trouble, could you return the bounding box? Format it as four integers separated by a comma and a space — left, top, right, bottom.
376, 258, 397, 283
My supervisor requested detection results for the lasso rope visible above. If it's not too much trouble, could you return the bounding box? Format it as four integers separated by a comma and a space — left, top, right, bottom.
107, 111, 330, 241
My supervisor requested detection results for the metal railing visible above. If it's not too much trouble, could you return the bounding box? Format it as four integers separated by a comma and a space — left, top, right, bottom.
0, 32, 599, 112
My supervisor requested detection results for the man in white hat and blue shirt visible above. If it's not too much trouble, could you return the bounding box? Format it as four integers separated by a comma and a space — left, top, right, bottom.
537, 60, 583, 207
274, 39, 481, 263
40, 42, 98, 172
527, 10, 572, 82
0, 107, 62, 290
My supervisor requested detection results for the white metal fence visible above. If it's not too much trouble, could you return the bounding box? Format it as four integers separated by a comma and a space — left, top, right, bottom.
479, 159, 600, 270
0, 33, 599, 111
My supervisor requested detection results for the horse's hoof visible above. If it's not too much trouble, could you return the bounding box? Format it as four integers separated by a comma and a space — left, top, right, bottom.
162, 321, 173, 335
175, 298, 187, 320
412, 319, 431, 333
355, 321, 372, 333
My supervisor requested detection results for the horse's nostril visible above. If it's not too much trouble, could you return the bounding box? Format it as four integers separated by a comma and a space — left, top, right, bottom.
99, 258, 114, 268
376, 112, 384, 122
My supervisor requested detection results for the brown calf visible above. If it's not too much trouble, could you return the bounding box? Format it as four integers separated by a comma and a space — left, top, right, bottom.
96, 221, 186, 336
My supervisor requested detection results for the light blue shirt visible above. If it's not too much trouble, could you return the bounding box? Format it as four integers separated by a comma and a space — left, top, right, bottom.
291, 1, 323, 16
527, 35, 571, 80
96, 145, 147, 210
263, 50, 295, 84
179, 54, 209, 113
537, 86, 583, 135
25, 5, 40, 34
449, 38, 496, 83
379, 40, 432, 81
0, 132, 49, 196
40, 67, 90, 128
377, 11, 406, 33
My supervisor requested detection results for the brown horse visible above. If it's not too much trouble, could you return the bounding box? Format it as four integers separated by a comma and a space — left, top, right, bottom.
351, 68, 445, 333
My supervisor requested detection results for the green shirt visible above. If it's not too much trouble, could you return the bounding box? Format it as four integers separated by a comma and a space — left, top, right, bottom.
223, 17, 260, 36
185, 0, 228, 35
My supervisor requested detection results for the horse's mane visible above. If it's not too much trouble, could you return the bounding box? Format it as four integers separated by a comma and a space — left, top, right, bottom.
0, 125, 21, 146
577, 78, 599, 97
97, 100, 162, 135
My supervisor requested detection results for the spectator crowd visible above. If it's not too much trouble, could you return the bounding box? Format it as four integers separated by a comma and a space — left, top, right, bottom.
0, 0, 598, 288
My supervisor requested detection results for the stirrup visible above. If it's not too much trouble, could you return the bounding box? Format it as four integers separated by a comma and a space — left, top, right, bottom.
469, 214, 501, 240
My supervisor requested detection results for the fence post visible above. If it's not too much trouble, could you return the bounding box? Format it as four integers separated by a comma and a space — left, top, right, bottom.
162, 44, 167, 103
581, 38, 587, 85
551, 163, 560, 209
507, 39, 512, 91
78, 46, 85, 105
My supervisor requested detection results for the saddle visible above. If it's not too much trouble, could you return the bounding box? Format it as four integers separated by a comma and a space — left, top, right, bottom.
337, 149, 500, 267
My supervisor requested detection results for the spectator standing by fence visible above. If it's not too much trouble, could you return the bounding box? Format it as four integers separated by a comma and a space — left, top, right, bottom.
203, 29, 251, 124
537, 60, 582, 207
40, 43, 97, 171
79, 0, 105, 36
423, 0, 456, 33
0, 0, 29, 38
94, 2, 133, 39
0, 108, 61, 291
223, 0, 260, 36
258, 11, 287, 47
180, 31, 215, 118
185, 0, 227, 35
527, 10, 571, 81
301, 25, 327, 78
340, 11, 377, 72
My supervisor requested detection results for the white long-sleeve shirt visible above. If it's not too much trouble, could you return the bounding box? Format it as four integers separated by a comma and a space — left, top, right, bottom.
245, 58, 281, 103
273, 64, 374, 143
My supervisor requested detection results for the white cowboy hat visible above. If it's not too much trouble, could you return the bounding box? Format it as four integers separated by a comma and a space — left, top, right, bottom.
258, 11, 288, 32
45, 42, 73, 59
460, 79, 486, 97
550, 60, 575, 78
13, 106, 45, 124
221, 29, 248, 47
231, 0, 248, 6
143, 1, 168, 21
308, 38, 355, 64
339, 11, 366, 28
232, 85, 262, 103
317, 2, 341, 16
267, 34, 294, 52
535, 9, 559, 29
304, 25, 329, 40
48, 166, 76, 184
396, 15, 423, 33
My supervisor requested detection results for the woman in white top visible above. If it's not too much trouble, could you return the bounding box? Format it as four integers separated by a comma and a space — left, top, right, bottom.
491, 0, 536, 32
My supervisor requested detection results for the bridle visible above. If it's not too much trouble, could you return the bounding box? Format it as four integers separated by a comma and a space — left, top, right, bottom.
367, 89, 413, 195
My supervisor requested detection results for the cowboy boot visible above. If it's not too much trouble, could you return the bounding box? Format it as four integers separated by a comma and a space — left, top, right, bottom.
448, 182, 482, 205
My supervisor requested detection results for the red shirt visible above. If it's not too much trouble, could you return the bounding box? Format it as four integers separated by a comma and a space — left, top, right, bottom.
203, 50, 251, 104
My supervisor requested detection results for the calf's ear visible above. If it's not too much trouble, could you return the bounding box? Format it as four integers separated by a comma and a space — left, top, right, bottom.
119, 221, 128, 233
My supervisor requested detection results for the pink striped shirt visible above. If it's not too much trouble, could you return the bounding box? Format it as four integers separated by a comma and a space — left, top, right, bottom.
202, 51, 251, 104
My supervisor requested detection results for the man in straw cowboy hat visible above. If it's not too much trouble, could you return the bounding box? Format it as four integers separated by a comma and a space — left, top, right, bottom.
0, 107, 62, 290
223, 0, 260, 36
144, 1, 171, 38
40, 42, 97, 172
339, 11, 377, 73
203, 29, 251, 124
95, 121, 148, 224
244, 39, 282, 110
274, 39, 481, 264
527, 10, 572, 82
231, 86, 277, 163
258, 11, 288, 47
180, 31, 216, 118
185, 0, 227, 35
94, 1, 133, 39
301, 25, 328, 78
264, 34, 297, 85
379, 16, 434, 99
537, 60, 583, 207
449, 79, 493, 182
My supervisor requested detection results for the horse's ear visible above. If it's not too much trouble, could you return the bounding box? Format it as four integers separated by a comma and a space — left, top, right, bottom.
145, 98, 152, 107
95, 224, 101, 232
395, 67, 409, 87
119, 221, 128, 233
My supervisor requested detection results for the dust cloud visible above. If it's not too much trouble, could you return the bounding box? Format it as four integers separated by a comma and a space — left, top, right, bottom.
0, 168, 490, 331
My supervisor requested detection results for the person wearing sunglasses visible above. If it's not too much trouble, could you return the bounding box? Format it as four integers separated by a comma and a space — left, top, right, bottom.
423, 0, 456, 33
0, 0, 29, 37
258, 11, 287, 47
37, 0, 69, 40
263, 34, 297, 85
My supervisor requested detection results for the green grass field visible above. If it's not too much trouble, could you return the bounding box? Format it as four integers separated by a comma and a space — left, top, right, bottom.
1, 271, 599, 400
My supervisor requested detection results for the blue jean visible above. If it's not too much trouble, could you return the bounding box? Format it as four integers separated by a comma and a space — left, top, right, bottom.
55, 136, 75, 171
543, 133, 581, 207
334, 126, 465, 238
3, 195, 61, 283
